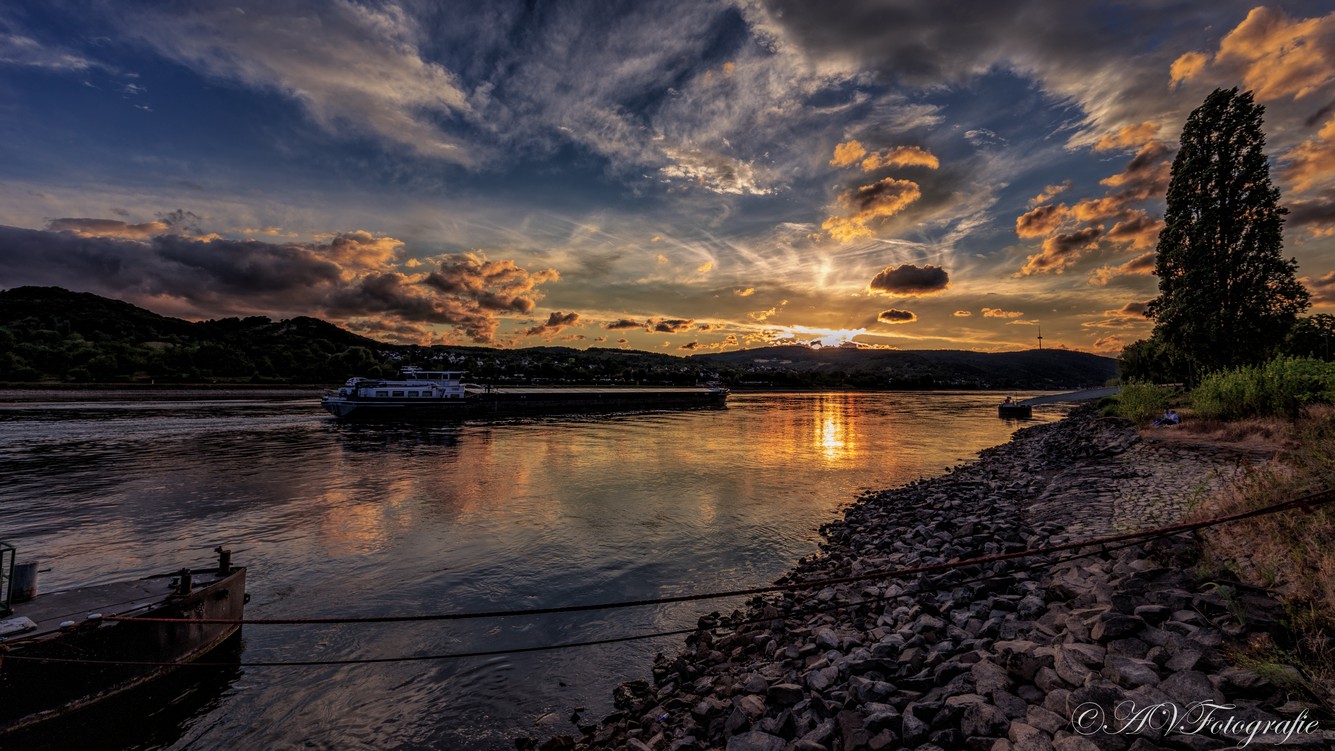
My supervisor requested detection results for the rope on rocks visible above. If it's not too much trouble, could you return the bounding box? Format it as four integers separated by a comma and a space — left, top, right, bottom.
96, 485, 1335, 627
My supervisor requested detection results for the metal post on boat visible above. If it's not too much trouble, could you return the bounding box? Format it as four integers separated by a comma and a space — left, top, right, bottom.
12, 561, 38, 603
176, 567, 193, 595
215, 546, 232, 574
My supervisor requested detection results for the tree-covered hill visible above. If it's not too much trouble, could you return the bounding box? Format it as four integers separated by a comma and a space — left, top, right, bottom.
0, 286, 1118, 388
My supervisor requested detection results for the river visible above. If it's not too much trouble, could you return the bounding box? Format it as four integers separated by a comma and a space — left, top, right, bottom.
0, 391, 1060, 749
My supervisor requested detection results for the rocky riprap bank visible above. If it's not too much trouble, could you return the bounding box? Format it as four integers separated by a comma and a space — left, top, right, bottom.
529, 406, 1331, 751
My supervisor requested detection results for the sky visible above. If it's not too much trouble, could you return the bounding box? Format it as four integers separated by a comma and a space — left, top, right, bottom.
1, 1, 1334, 355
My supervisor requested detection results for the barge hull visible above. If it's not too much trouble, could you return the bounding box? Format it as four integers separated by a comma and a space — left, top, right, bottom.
326, 387, 728, 420
0, 567, 246, 733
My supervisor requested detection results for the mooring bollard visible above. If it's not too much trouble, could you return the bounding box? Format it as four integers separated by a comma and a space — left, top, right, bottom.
12, 561, 38, 602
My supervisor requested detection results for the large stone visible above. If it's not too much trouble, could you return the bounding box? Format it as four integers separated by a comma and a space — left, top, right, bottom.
1102, 655, 1159, 689
1026, 705, 1067, 735
725, 730, 787, 751
1008, 722, 1056, 751
961, 702, 1009, 737
973, 660, 1011, 694
1159, 670, 1222, 705
1092, 614, 1145, 642
767, 683, 804, 707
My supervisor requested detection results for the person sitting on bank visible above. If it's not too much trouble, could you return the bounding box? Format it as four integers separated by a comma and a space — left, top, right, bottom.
1152, 409, 1180, 427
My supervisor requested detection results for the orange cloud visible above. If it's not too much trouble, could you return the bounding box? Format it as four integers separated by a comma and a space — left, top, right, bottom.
982, 307, 1024, 318
1019, 226, 1103, 275
953, 310, 973, 317
1030, 181, 1071, 206
46, 217, 171, 239
860, 146, 940, 171
1016, 204, 1072, 238
1215, 6, 1335, 101
1088, 251, 1157, 286
1282, 117, 1335, 192
822, 178, 922, 241
1105, 213, 1163, 250
1094, 121, 1159, 152
830, 140, 868, 168
1170, 51, 1209, 86
1092, 335, 1126, 354
734, 287, 755, 296
524, 310, 580, 337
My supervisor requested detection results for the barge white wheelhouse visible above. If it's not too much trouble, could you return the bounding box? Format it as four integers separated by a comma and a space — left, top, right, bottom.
320, 367, 470, 418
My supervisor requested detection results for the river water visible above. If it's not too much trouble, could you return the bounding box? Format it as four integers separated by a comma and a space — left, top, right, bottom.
0, 391, 1059, 750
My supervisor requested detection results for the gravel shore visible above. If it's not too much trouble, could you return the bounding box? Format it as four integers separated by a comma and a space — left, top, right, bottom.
531, 405, 1333, 751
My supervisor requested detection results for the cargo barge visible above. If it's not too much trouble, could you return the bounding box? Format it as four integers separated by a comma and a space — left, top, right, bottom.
321, 368, 728, 419
0, 546, 246, 734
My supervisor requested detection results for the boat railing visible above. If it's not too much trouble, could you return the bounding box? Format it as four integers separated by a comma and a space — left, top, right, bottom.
0, 541, 15, 616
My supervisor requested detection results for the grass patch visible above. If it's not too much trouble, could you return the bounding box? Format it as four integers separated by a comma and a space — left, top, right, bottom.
1190, 357, 1335, 420
1193, 412, 1335, 708
1106, 382, 1175, 423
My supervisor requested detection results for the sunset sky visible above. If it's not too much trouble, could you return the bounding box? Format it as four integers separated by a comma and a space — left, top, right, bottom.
2, 1, 1333, 354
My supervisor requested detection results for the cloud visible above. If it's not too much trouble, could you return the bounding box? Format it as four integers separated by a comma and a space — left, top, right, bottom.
0, 222, 560, 344
877, 308, 917, 324
604, 318, 645, 330
953, 310, 973, 317
1088, 251, 1157, 286
1099, 142, 1174, 197
524, 311, 581, 337
46, 217, 171, 239
696, 261, 713, 273
660, 147, 774, 195
830, 140, 868, 168
1030, 181, 1070, 206
0, 33, 101, 72
868, 263, 950, 295
114, 1, 474, 162
1105, 213, 1163, 250
1282, 117, 1335, 193
1105, 300, 1151, 317
1091, 335, 1126, 353
1303, 271, 1335, 304
963, 129, 1005, 148
981, 307, 1024, 318
831, 140, 939, 172
1287, 188, 1335, 235
734, 287, 755, 296
679, 341, 701, 350
1170, 51, 1209, 86
822, 177, 922, 241
1015, 204, 1071, 239
1214, 7, 1335, 102
651, 318, 695, 333
1018, 226, 1104, 275
1093, 121, 1159, 152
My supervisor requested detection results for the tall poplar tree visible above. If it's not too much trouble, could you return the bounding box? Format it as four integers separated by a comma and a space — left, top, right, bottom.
1146, 88, 1308, 379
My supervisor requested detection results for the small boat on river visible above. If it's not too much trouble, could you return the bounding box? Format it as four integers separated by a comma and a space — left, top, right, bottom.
998, 396, 1032, 419
321, 367, 729, 420
0, 545, 246, 734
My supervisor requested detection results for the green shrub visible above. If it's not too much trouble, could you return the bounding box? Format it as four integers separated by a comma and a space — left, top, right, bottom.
1110, 381, 1172, 423
1191, 357, 1335, 420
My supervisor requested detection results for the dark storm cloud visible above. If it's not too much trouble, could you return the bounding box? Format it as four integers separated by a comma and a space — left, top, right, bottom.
868, 263, 949, 295
0, 224, 559, 344
524, 311, 581, 337
652, 318, 695, 333
877, 308, 917, 323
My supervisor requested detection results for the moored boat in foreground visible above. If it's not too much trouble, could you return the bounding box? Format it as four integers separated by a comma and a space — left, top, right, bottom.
0, 545, 246, 734
321, 367, 729, 420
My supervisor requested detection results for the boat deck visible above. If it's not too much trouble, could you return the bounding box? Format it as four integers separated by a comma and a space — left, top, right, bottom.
4, 573, 225, 642
472, 386, 722, 394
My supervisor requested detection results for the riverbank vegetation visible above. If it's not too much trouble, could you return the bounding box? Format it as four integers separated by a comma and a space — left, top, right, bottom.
1192, 412, 1335, 708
